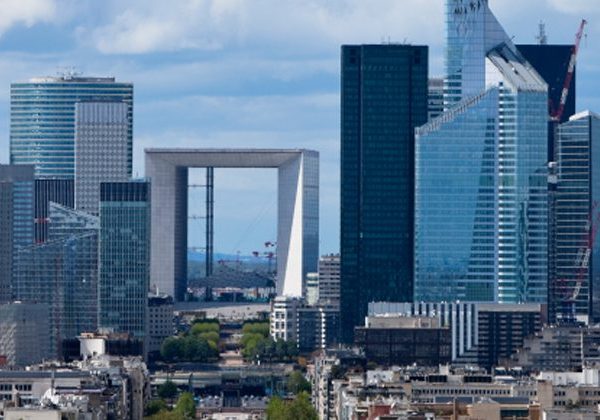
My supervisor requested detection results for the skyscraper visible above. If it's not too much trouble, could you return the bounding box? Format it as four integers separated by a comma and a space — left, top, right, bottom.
428, 77, 445, 120
551, 111, 600, 323
340, 44, 428, 342
13, 203, 99, 356
10, 75, 133, 179
414, 0, 548, 303
34, 179, 74, 243
0, 165, 34, 302
98, 181, 150, 342
75, 102, 130, 215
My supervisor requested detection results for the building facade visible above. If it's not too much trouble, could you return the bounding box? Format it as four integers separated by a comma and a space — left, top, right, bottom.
98, 181, 150, 342
340, 44, 428, 342
0, 302, 50, 366
147, 295, 174, 357
13, 203, 99, 356
75, 102, 130, 215
551, 111, 600, 323
0, 165, 34, 303
414, 0, 548, 303
428, 77, 444, 120
10, 76, 133, 179
318, 253, 340, 309
34, 179, 74, 243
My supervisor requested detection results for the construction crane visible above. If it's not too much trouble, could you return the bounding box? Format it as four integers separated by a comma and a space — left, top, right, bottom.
559, 201, 600, 323
252, 241, 276, 275
550, 19, 587, 122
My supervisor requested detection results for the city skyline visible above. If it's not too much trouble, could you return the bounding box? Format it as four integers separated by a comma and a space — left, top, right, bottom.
0, 0, 598, 254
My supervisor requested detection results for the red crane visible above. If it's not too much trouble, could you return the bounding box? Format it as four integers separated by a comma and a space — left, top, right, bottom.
550, 19, 587, 122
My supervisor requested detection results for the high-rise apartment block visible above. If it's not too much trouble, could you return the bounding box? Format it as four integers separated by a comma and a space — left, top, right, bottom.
551, 111, 600, 323
10, 76, 133, 179
414, 0, 548, 303
75, 102, 130, 215
340, 44, 428, 342
0, 165, 34, 303
98, 181, 150, 342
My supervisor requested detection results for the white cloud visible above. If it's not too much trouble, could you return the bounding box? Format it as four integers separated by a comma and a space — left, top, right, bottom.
0, 0, 57, 37
547, 0, 600, 15
81, 0, 443, 55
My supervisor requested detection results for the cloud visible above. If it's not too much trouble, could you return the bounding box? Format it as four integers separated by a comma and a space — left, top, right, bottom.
547, 0, 600, 15
80, 0, 443, 55
0, 0, 57, 37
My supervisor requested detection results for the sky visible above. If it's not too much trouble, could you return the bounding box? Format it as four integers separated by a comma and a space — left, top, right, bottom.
0, 0, 598, 255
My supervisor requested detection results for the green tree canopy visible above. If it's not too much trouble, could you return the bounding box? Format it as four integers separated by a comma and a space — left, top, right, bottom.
286, 371, 311, 395
157, 380, 178, 400
145, 399, 167, 416
174, 392, 196, 419
266, 392, 317, 420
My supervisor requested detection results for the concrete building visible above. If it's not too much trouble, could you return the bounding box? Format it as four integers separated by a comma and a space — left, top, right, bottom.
369, 302, 543, 369
147, 295, 174, 357
354, 315, 452, 366
75, 101, 130, 215
318, 253, 340, 309
145, 149, 319, 301
0, 302, 50, 366
10, 76, 133, 179
98, 181, 150, 346
304, 272, 319, 306
0, 165, 34, 303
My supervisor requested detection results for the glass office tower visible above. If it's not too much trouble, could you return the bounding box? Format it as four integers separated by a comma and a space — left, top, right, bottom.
0, 165, 34, 303
414, 1, 548, 303
552, 111, 600, 323
98, 181, 150, 341
13, 203, 99, 357
340, 45, 428, 342
10, 76, 133, 179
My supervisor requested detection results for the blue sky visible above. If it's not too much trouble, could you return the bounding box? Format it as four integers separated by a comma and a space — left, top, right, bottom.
0, 0, 598, 255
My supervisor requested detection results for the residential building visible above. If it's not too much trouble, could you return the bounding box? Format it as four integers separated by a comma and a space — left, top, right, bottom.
10, 75, 133, 179
354, 315, 452, 366
510, 325, 600, 372
415, 0, 548, 303
147, 295, 174, 358
34, 179, 74, 243
13, 203, 99, 357
297, 303, 340, 353
340, 44, 428, 342
270, 296, 302, 342
0, 302, 50, 366
551, 111, 600, 323
0, 165, 34, 303
318, 253, 340, 309
75, 101, 130, 215
98, 181, 150, 345
304, 272, 319, 306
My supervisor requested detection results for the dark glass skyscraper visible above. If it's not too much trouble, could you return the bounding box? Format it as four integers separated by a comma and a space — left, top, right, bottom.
340, 44, 428, 342
98, 181, 150, 341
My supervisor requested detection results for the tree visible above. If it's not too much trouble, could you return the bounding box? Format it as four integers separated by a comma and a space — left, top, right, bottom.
266, 396, 287, 420
286, 371, 311, 395
190, 322, 219, 335
288, 392, 318, 420
157, 380, 178, 399
174, 392, 196, 419
266, 393, 318, 420
161, 337, 183, 362
145, 399, 167, 416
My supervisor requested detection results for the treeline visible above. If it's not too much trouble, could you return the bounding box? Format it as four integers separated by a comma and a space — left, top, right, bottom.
160, 320, 220, 363
241, 321, 298, 362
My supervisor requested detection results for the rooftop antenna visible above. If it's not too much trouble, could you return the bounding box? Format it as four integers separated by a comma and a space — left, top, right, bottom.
536, 21, 548, 45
